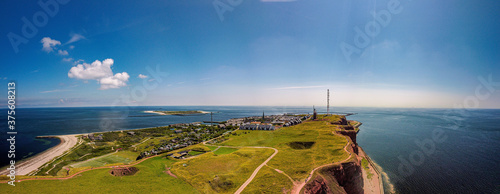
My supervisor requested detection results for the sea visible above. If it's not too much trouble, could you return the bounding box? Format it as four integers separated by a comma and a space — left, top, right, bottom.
0, 106, 499, 193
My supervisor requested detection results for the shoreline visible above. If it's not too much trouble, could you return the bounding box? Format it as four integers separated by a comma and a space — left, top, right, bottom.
359, 146, 384, 194
0, 135, 79, 176
144, 110, 210, 115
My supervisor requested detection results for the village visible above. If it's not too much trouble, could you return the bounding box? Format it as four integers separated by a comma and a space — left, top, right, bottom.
75, 113, 310, 160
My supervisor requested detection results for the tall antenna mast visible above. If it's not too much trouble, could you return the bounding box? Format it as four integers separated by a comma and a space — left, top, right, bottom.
327, 89, 330, 115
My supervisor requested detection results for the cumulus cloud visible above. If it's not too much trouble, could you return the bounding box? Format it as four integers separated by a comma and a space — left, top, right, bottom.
99, 72, 130, 90
58, 50, 69, 55
68, 59, 129, 90
138, 74, 148, 79
66, 33, 85, 44
41, 37, 61, 52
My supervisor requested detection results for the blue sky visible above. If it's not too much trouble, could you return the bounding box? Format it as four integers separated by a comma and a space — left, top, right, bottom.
1, 0, 499, 108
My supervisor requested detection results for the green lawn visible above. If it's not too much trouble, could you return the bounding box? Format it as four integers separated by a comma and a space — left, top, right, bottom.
213, 147, 238, 155
171, 148, 274, 194
242, 166, 294, 194
71, 151, 135, 168
206, 145, 218, 151
221, 115, 349, 181
188, 150, 205, 156
2, 157, 199, 194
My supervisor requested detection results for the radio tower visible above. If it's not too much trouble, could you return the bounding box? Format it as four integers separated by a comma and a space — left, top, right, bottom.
327, 89, 330, 115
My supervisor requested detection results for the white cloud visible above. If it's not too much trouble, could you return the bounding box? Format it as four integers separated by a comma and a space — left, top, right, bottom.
138, 74, 148, 79
66, 34, 85, 44
73, 59, 84, 65
68, 58, 129, 90
99, 72, 130, 90
58, 50, 69, 55
69, 45, 75, 49
62, 58, 74, 62
40, 89, 71, 93
41, 37, 61, 53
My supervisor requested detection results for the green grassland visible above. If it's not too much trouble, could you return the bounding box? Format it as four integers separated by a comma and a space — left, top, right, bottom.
2, 157, 199, 194
170, 148, 275, 194
188, 150, 205, 156
242, 166, 294, 194
70, 151, 137, 168
2, 115, 355, 193
206, 145, 218, 151
213, 147, 238, 155
221, 115, 349, 181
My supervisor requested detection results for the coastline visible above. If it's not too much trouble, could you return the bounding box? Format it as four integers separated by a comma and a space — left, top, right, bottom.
1, 115, 386, 194
359, 146, 384, 194
143, 110, 210, 115
0, 135, 79, 176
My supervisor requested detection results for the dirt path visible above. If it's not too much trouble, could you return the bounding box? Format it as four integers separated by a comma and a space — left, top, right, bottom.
291, 133, 353, 194
234, 147, 278, 194
0, 135, 79, 176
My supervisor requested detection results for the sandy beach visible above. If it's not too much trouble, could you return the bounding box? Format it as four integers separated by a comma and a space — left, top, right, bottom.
0, 135, 79, 176
144, 110, 210, 115
144, 110, 167, 115
359, 148, 383, 194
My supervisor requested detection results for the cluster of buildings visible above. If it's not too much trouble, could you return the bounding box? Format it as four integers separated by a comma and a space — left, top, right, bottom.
239, 124, 275, 130
226, 113, 308, 131
139, 124, 235, 158
82, 133, 103, 141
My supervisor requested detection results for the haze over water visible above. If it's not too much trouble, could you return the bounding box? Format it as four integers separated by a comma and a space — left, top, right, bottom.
1, 106, 498, 193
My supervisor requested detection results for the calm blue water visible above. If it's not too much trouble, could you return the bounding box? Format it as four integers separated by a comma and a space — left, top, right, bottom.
0, 106, 499, 193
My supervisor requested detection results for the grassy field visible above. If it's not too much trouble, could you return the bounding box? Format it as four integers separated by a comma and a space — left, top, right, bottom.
2, 156, 199, 194
221, 115, 349, 181
70, 151, 137, 168
213, 147, 238, 155
2, 115, 355, 193
188, 150, 205, 156
171, 148, 274, 194
206, 145, 218, 151
242, 166, 294, 194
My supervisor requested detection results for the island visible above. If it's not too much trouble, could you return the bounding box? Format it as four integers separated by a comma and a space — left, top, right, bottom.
144, 110, 209, 115
0, 114, 383, 194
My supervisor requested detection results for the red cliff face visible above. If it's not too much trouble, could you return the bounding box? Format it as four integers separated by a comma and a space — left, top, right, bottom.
337, 130, 358, 155
304, 161, 364, 194
304, 123, 364, 194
